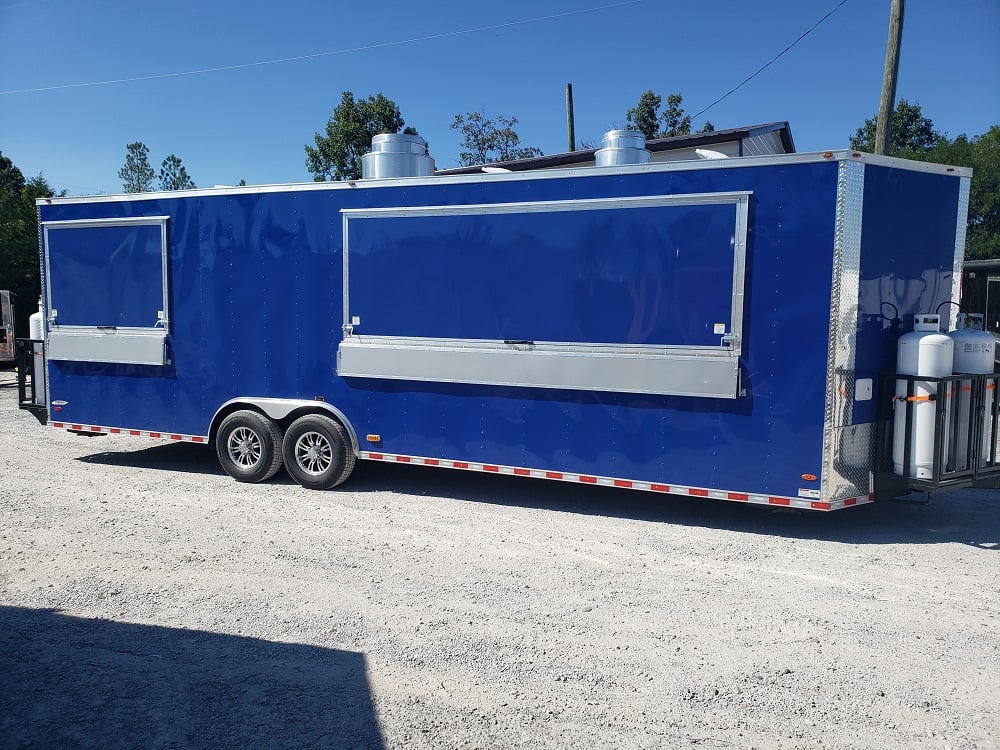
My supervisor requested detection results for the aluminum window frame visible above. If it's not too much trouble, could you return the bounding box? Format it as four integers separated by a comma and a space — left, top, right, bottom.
339, 193, 750, 398
42, 216, 171, 366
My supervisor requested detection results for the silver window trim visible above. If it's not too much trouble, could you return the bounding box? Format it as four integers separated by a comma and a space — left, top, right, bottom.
342, 192, 751, 357
339, 193, 750, 398
42, 216, 171, 335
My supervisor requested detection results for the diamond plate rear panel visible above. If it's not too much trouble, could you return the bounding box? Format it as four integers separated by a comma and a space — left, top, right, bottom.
822, 160, 872, 503
952, 177, 971, 327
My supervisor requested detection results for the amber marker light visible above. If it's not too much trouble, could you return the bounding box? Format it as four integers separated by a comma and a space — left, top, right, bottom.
801, 473, 817, 482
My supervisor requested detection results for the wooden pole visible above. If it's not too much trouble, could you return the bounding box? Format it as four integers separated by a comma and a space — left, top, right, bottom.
874, 0, 905, 155
566, 84, 576, 152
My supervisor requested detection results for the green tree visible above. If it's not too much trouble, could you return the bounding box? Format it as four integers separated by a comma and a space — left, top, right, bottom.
0, 152, 60, 335
625, 91, 662, 141
849, 99, 946, 158
450, 112, 542, 166
929, 127, 1000, 259
159, 154, 195, 191
849, 106, 999, 259
118, 141, 155, 193
659, 93, 691, 138
305, 91, 417, 181
625, 91, 708, 140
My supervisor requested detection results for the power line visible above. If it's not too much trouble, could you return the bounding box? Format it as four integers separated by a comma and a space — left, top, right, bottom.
0, 0, 642, 96
690, 0, 850, 121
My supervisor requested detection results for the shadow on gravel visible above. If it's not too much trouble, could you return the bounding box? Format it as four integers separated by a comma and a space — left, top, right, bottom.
73, 441, 1000, 548
77, 442, 226, 476
0, 606, 384, 750
348, 461, 1000, 549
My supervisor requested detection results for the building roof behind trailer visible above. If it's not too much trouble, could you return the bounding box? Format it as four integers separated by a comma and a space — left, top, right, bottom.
435, 121, 795, 175
962, 259, 1000, 272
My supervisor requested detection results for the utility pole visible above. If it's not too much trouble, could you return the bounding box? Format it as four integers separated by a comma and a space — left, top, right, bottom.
566, 84, 576, 152
874, 0, 905, 155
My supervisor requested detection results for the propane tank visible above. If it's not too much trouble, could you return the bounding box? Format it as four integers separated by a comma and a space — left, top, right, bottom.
28, 298, 45, 406
893, 314, 954, 478
950, 313, 996, 468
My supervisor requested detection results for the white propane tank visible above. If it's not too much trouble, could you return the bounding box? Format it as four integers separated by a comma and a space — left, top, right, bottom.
893, 313, 954, 478
28, 298, 45, 406
950, 313, 996, 468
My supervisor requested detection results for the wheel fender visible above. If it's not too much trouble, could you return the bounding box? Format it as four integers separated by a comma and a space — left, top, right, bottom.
210, 398, 359, 454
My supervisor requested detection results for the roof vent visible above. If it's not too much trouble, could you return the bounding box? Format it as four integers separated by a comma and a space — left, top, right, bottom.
595, 130, 651, 167
361, 133, 435, 179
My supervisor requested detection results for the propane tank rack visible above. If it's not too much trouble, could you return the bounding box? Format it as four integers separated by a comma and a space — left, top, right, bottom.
875, 373, 1000, 496
15, 338, 47, 425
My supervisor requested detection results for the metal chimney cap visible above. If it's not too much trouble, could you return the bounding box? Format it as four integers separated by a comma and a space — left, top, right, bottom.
369, 133, 428, 154
600, 129, 647, 150
595, 129, 650, 167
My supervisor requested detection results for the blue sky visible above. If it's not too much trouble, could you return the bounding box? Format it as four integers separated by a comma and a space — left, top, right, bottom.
1, 0, 997, 195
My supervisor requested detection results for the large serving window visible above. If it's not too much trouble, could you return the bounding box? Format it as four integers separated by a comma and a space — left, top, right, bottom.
44, 217, 170, 365
338, 193, 750, 398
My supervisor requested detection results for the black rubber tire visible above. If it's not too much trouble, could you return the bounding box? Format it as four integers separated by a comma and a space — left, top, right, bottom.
215, 410, 284, 483
281, 414, 356, 490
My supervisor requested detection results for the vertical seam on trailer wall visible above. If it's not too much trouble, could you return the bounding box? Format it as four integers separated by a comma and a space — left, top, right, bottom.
952, 178, 971, 320
821, 160, 866, 503
342, 213, 351, 336
36, 204, 51, 410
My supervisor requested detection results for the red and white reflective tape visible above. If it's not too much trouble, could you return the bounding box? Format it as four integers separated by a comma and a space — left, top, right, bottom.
359, 450, 874, 512
50, 421, 208, 444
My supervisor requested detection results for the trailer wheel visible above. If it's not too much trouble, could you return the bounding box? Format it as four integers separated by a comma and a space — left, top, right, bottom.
216, 410, 284, 483
282, 414, 356, 490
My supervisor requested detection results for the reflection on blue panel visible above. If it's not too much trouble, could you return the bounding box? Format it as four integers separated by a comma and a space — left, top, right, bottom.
348, 203, 736, 346
48, 223, 164, 328
853, 165, 960, 424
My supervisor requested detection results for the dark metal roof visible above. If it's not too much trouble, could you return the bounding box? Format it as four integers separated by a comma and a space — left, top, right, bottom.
962, 259, 1000, 270
435, 121, 795, 175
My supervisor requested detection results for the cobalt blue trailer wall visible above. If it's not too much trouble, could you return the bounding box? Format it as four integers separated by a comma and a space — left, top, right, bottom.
36, 152, 970, 510
819, 160, 967, 505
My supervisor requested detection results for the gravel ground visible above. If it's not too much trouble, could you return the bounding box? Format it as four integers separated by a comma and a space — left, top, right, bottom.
1, 368, 999, 749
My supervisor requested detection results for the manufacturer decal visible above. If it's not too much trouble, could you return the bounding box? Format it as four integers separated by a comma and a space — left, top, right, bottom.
797, 488, 821, 499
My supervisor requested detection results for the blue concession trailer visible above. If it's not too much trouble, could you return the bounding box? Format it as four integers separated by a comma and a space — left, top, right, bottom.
17, 149, 980, 510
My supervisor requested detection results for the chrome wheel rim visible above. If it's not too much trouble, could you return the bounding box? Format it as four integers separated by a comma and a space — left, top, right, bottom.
228, 426, 262, 468
294, 431, 334, 476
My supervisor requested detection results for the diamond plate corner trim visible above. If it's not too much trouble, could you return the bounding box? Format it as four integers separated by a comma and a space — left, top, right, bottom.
822, 160, 868, 503
951, 177, 971, 325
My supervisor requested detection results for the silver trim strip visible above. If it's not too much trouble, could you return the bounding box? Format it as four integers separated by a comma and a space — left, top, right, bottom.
952, 177, 971, 324
35, 152, 971, 205
339, 335, 732, 357
338, 337, 740, 399
341, 191, 752, 220
41, 216, 171, 227
821, 160, 869, 503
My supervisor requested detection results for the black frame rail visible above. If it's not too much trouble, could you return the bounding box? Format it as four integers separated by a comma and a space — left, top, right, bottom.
876, 372, 1000, 497
16, 338, 47, 425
